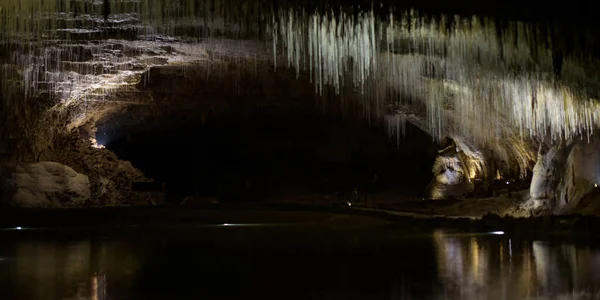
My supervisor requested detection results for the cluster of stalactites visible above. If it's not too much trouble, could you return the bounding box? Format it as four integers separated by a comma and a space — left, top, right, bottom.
384, 114, 406, 145
0, 0, 268, 39
273, 7, 600, 149
0, 0, 269, 101
1, 1, 600, 152
275, 8, 377, 95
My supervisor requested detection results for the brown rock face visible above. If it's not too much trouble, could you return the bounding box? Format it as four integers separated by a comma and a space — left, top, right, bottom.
43, 132, 151, 206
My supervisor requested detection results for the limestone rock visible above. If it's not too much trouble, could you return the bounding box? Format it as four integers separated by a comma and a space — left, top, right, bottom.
528, 138, 600, 214
433, 156, 466, 185
1, 162, 90, 208
556, 139, 600, 213
427, 138, 473, 199
44, 133, 151, 206
530, 144, 565, 202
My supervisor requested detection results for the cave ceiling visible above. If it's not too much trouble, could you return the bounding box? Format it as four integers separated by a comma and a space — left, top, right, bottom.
1, 0, 600, 168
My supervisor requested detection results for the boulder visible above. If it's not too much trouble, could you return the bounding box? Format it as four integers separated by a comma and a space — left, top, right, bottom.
1, 162, 90, 208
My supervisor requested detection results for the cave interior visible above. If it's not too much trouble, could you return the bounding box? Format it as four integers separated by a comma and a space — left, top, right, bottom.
0, 0, 600, 216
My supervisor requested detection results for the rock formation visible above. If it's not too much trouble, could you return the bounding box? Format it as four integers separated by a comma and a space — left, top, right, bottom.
427, 138, 474, 199
528, 138, 600, 214
0, 162, 90, 208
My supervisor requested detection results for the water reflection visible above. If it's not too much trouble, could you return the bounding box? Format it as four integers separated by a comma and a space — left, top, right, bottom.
7, 239, 141, 300
2, 230, 600, 299
91, 273, 107, 300
432, 230, 600, 299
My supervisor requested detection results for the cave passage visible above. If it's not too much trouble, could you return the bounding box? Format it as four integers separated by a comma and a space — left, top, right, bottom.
102, 109, 437, 203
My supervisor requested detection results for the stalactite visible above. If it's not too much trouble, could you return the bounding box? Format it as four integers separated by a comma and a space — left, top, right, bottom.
273, 7, 600, 148
1, 0, 599, 157
384, 114, 406, 145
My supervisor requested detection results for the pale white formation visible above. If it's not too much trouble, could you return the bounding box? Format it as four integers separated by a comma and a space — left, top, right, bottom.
530, 145, 564, 202
384, 114, 406, 144
0, 162, 91, 207
530, 138, 600, 213
2, 1, 599, 156
433, 156, 465, 185
273, 8, 600, 149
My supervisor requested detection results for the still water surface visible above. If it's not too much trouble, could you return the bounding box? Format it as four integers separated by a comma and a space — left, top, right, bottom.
0, 225, 599, 300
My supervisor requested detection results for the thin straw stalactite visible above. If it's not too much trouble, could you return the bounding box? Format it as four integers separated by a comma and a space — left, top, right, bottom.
1, 0, 599, 155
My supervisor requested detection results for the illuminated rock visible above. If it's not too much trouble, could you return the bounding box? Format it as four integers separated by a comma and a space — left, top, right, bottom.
557, 139, 600, 212
530, 145, 564, 201
427, 138, 474, 199
529, 138, 600, 213
0, 162, 90, 208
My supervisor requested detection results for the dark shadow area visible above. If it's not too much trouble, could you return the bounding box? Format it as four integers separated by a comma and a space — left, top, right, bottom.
102, 109, 437, 204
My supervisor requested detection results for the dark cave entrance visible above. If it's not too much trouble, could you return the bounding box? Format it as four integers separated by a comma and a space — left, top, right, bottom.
100, 108, 437, 204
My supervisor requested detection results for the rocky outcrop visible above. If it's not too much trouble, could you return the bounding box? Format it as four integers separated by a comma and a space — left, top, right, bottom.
529, 144, 567, 212
0, 162, 90, 208
427, 139, 474, 199
560, 139, 600, 213
43, 132, 151, 206
526, 138, 600, 214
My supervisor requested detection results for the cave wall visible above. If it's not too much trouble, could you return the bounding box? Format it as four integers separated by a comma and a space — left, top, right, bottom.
529, 138, 600, 214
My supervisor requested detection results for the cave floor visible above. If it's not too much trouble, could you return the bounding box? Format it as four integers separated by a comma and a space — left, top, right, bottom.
262, 190, 526, 219
2, 197, 600, 241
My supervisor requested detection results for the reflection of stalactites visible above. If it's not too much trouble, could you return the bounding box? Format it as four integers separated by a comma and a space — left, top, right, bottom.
432, 230, 465, 292
91, 273, 107, 300
15, 242, 59, 299
560, 244, 579, 286
468, 237, 488, 288
573, 247, 600, 288
432, 230, 450, 278
65, 240, 93, 297
532, 241, 547, 286
532, 241, 565, 295
384, 114, 406, 145
518, 243, 535, 297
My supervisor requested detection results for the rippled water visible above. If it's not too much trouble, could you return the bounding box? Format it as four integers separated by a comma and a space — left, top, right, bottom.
0, 226, 599, 300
